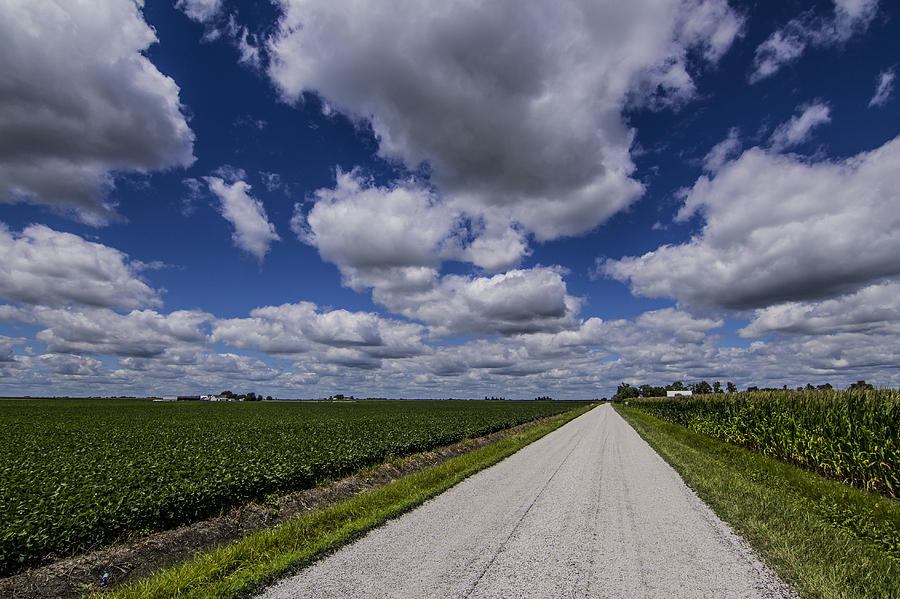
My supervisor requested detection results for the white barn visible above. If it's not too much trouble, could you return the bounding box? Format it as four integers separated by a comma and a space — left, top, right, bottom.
667, 390, 693, 397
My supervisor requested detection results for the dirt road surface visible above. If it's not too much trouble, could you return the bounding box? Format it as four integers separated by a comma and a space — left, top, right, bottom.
256, 404, 796, 598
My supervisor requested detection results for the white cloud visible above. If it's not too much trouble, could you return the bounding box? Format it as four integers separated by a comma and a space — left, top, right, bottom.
0, 223, 161, 309
294, 169, 459, 290
740, 281, 900, 337
4, 300, 900, 397
37, 353, 104, 376
206, 175, 280, 263
177, 3, 262, 68
294, 169, 585, 337
769, 102, 831, 151
377, 267, 582, 336
194, 352, 281, 380
260, 171, 284, 192
603, 135, 900, 310
0, 336, 23, 362
406, 308, 726, 390
176, 0, 223, 23
232, 19, 263, 68
212, 301, 429, 360
869, 68, 896, 107
29, 307, 211, 358
0, 0, 195, 224
462, 225, 530, 272
703, 127, 742, 172
635, 308, 724, 343
268, 0, 742, 247
750, 0, 878, 83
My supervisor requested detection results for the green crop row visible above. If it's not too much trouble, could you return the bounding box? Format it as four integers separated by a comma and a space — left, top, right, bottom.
623, 389, 899, 498
0, 399, 588, 576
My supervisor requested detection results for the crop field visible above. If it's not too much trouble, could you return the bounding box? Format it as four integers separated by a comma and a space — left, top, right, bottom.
623, 389, 899, 498
0, 399, 588, 576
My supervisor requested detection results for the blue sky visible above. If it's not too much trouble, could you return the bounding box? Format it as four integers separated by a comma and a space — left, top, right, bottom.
1, 0, 899, 398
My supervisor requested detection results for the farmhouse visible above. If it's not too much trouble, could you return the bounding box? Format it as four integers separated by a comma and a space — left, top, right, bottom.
667, 390, 693, 397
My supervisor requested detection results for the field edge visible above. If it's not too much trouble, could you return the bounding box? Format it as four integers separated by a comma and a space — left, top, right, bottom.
89, 403, 596, 599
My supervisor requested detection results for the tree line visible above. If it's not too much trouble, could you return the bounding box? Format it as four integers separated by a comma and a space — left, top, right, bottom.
612, 379, 876, 401
219, 390, 273, 401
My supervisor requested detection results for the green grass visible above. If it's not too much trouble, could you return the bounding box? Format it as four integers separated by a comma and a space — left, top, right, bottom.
0, 398, 588, 575
88, 404, 595, 599
615, 404, 900, 599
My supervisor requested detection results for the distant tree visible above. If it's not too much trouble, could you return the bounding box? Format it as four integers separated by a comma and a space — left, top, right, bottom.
713, 381, 722, 393
747, 386, 759, 392
726, 381, 737, 393
806, 383, 815, 390
817, 383, 833, 391
691, 381, 713, 395
666, 381, 686, 391
613, 383, 640, 401
639, 384, 665, 398
265, 395, 273, 401
534, 395, 554, 401
848, 380, 874, 391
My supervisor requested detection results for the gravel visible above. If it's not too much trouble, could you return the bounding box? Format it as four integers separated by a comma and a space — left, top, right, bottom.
256, 404, 797, 598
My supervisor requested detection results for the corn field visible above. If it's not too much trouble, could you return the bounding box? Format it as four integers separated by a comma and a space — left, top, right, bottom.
623, 389, 900, 498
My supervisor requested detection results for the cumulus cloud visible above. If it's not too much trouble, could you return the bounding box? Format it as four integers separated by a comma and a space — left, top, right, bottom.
740, 281, 900, 337
703, 127, 742, 172
869, 68, 896, 107
635, 308, 724, 343
27, 307, 211, 358
603, 135, 900, 310
0, 336, 23, 362
206, 175, 280, 263
37, 353, 104, 376
769, 102, 831, 151
750, 0, 879, 83
294, 169, 460, 290
377, 267, 582, 336
0, 223, 161, 309
295, 170, 585, 336
268, 0, 742, 249
0, 0, 195, 224
4, 299, 900, 396
408, 307, 725, 390
461, 225, 530, 273
212, 301, 429, 360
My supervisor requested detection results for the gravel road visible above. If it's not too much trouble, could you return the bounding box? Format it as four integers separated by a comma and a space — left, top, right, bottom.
256, 404, 796, 598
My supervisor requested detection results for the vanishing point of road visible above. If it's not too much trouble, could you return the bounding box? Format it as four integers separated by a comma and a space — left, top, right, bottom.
257, 404, 796, 598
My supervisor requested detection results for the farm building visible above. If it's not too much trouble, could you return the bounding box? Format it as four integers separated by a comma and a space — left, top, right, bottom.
667, 390, 693, 397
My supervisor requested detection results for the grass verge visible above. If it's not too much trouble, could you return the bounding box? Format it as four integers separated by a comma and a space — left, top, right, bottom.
615, 404, 900, 599
90, 403, 595, 599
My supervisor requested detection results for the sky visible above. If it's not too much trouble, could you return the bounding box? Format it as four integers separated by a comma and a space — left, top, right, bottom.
1, 0, 899, 399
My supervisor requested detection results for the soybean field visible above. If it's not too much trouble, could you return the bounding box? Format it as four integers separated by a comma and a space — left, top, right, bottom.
0, 399, 588, 576
623, 389, 900, 498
